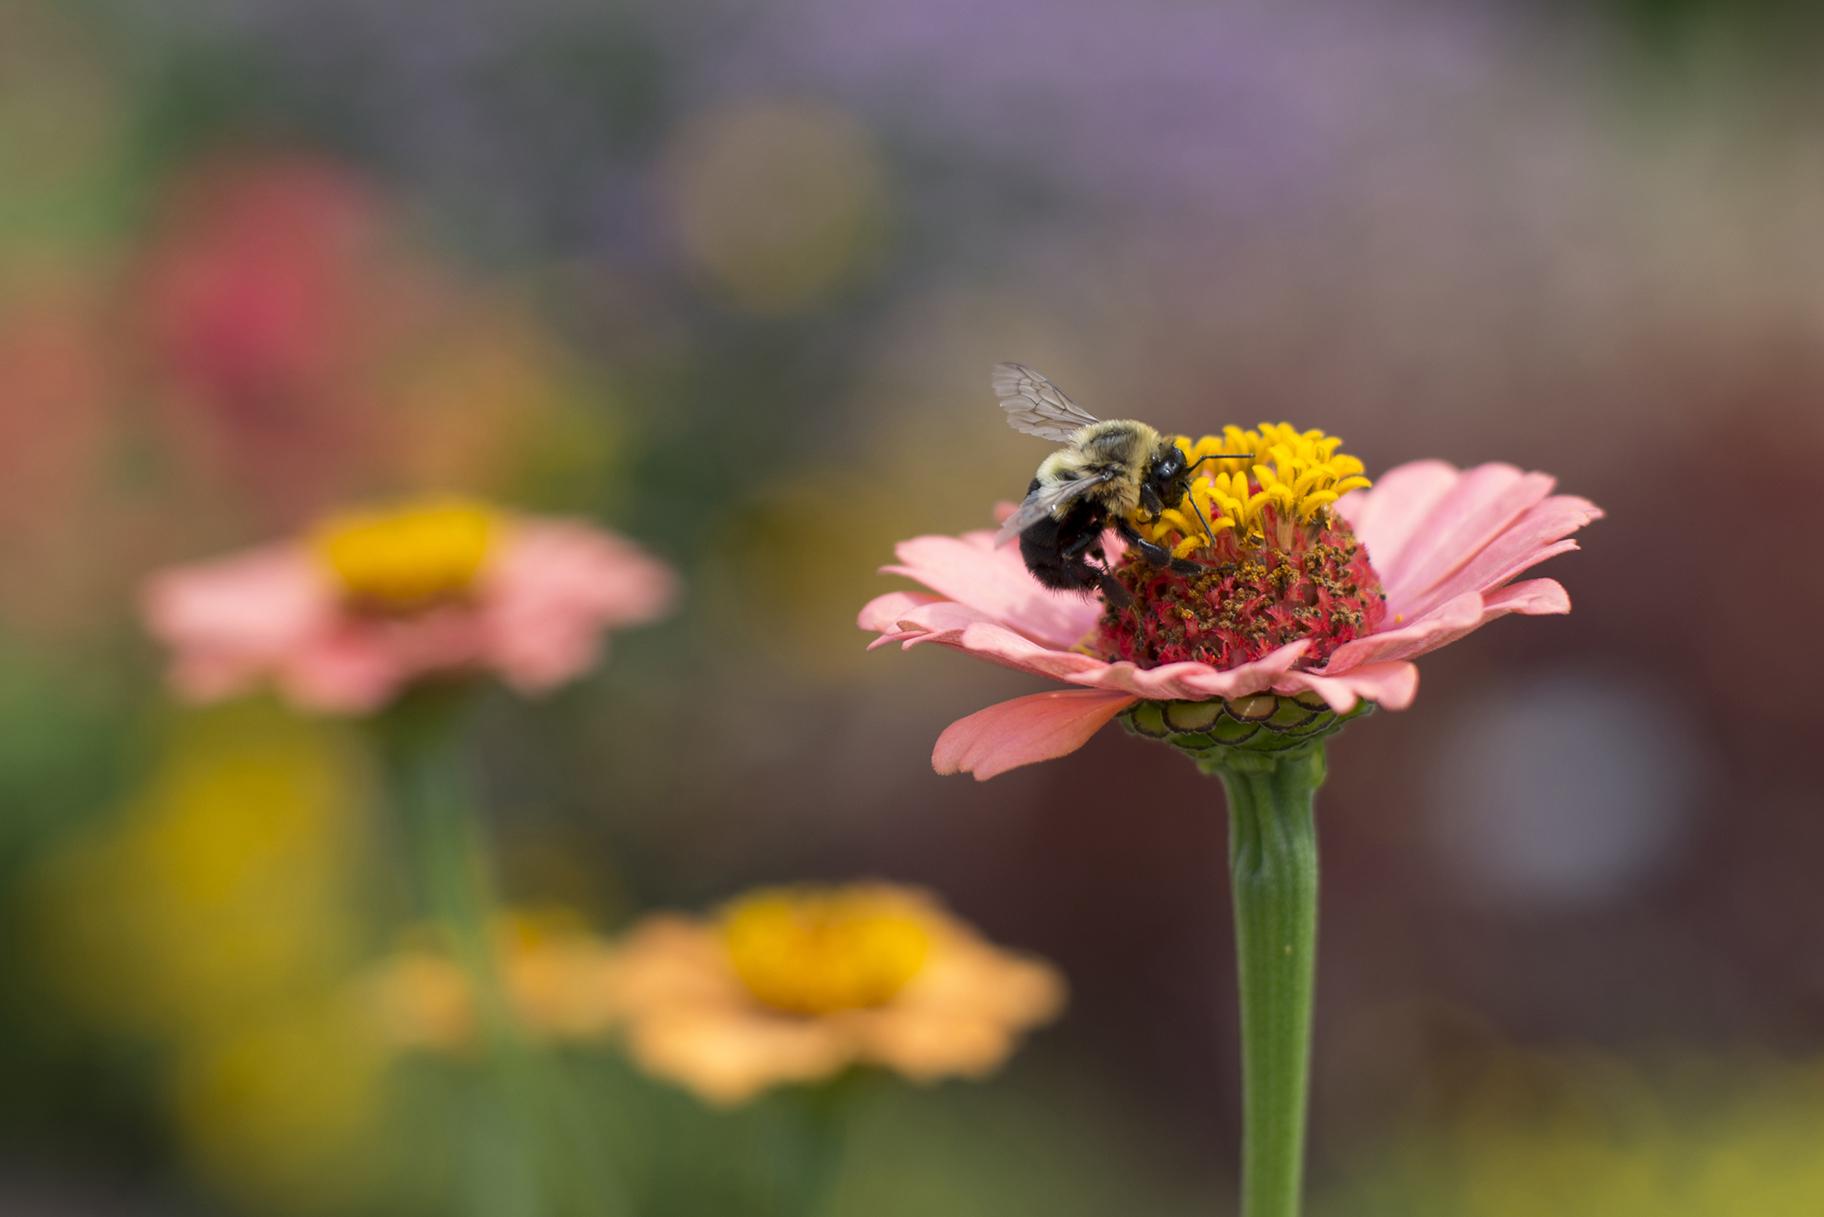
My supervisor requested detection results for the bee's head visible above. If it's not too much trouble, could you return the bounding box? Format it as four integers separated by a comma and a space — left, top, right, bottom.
1140, 442, 1192, 515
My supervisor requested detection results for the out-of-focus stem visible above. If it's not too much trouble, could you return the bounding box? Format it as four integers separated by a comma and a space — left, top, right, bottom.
771, 1072, 865, 1217
377, 688, 544, 1217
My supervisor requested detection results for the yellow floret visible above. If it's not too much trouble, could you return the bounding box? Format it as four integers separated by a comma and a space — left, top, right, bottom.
722, 885, 934, 1016
1140, 424, 1372, 555
310, 498, 501, 610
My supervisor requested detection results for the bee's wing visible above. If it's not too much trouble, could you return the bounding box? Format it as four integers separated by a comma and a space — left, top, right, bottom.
993, 362, 1100, 442
994, 469, 1117, 546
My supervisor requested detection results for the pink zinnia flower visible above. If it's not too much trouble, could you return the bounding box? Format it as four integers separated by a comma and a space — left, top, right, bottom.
862, 423, 1600, 779
144, 498, 676, 713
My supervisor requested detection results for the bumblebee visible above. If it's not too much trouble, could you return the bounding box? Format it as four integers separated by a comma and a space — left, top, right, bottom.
992, 363, 1238, 607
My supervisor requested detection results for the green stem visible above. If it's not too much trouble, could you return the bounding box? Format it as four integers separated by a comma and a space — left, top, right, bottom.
378, 691, 522, 1042
377, 688, 544, 1217
1210, 744, 1324, 1217
771, 1073, 862, 1217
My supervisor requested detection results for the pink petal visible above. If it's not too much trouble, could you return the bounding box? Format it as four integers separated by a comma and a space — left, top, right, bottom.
1398, 495, 1600, 621
275, 623, 413, 712
1275, 661, 1418, 714
1373, 464, 1556, 609
142, 543, 332, 656
951, 621, 1312, 702
883, 532, 1100, 648
875, 603, 1085, 668
1090, 641, 1311, 701
1328, 578, 1571, 670
479, 615, 602, 694
141, 544, 335, 703
1335, 460, 1460, 575
1482, 576, 1571, 616
933, 690, 1138, 781
482, 520, 677, 689
858, 591, 943, 643
1326, 590, 1482, 670
488, 521, 677, 627
869, 597, 1316, 703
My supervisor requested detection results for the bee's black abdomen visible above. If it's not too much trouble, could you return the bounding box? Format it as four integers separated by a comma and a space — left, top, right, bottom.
1018, 499, 1124, 608
1019, 516, 1100, 593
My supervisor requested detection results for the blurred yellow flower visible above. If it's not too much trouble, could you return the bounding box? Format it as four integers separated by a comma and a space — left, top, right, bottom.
31, 705, 384, 1211
365, 911, 621, 1052
38, 705, 368, 1034
609, 883, 1064, 1107
169, 993, 388, 1212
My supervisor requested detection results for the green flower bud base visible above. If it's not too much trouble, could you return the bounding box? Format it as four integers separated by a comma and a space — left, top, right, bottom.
1120, 691, 1371, 769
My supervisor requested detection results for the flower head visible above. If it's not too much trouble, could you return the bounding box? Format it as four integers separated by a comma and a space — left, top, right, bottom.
861, 427, 1600, 779
606, 882, 1064, 1106
144, 497, 677, 713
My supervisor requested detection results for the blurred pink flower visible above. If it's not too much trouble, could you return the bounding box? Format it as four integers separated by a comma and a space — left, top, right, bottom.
861, 460, 1600, 780
144, 499, 676, 713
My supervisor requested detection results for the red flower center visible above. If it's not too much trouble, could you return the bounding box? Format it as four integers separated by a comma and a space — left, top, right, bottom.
1095, 512, 1386, 670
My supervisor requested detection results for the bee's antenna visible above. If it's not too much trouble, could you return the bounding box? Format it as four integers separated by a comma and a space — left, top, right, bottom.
1179, 450, 1250, 547
1184, 451, 1254, 474
1187, 494, 1219, 547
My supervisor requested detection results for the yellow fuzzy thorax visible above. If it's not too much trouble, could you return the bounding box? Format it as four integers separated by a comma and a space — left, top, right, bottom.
310, 498, 501, 610
1144, 423, 1371, 558
721, 885, 935, 1016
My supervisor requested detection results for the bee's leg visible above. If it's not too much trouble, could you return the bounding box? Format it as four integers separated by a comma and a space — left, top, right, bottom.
1111, 516, 1179, 568
1074, 544, 1130, 608
1050, 526, 1126, 607
1060, 528, 1103, 561
1061, 528, 1115, 585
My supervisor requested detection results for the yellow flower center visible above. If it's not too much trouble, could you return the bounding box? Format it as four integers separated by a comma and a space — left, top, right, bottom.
309, 498, 501, 611
1142, 423, 1372, 559
722, 886, 934, 1016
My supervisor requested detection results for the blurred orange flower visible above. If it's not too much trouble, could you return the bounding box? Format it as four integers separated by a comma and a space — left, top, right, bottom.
366, 912, 622, 1053
142, 497, 676, 713
607, 883, 1064, 1107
